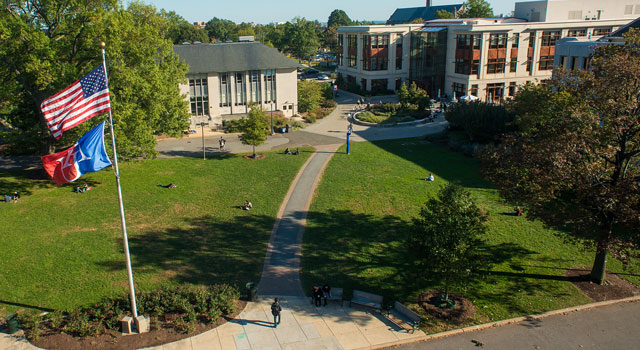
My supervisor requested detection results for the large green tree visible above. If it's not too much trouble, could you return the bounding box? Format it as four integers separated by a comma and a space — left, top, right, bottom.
0, 1, 190, 158
481, 34, 640, 284
162, 10, 209, 44
284, 17, 320, 60
435, 9, 455, 19
205, 17, 237, 42
459, 0, 494, 18
239, 106, 268, 158
327, 9, 352, 28
407, 184, 488, 301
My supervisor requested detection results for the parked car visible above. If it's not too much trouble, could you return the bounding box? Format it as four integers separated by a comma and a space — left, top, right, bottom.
317, 74, 330, 80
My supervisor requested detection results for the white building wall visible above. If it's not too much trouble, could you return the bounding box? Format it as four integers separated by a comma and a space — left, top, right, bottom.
515, 0, 640, 22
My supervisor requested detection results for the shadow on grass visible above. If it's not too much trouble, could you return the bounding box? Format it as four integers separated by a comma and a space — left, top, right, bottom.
301, 209, 542, 312
0, 168, 102, 196
0, 300, 55, 313
99, 213, 276, 289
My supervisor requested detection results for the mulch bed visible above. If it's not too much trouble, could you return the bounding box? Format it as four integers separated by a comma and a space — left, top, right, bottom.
243, 154, 266, 160
417, 289, 476, 323
565, 268, 640, 302
29, 300, 246, 350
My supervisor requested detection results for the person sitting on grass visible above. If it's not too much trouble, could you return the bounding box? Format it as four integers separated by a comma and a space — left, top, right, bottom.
75, 184, 92, 193
293, 148, 299, 155
242, 200, 253, 210
514, 206, 522, 216
425, 173, 435, 182
10, 192, 20, 203
284, 148, 292, 155
158, 183, 177, 189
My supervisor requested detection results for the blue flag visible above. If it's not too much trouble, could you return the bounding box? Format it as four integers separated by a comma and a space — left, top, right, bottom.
41, 122, 112, 186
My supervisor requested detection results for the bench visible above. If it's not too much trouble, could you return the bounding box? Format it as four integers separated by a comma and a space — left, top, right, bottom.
310, 287, 344, 306
349, 290, 383, 312
384, 301, 421, 333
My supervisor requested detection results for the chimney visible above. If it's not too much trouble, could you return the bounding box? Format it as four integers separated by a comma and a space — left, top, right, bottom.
426, 0, 431, 7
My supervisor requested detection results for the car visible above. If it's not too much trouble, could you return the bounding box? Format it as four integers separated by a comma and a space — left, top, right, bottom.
317, 74, 330, 80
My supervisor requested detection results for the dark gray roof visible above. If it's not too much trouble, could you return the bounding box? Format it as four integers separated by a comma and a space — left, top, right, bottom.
387, 5, 462, 24
173, 42, 300, 74
608, 17, 640, 38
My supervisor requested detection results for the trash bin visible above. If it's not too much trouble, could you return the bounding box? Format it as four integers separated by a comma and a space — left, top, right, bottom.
6, 314, 18, 334
246, 282, 258, 301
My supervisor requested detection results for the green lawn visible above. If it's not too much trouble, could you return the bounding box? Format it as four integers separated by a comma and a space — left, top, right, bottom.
301, 139, 639, 331
0, 149, 312, 317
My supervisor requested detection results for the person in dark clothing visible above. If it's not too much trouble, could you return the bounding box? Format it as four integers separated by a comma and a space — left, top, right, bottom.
322, 285, 331, 306
313, 285, 324, 307
271, 297, 282, 327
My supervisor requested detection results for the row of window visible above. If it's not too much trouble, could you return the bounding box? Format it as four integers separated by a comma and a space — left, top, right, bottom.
188, 70, 277, 116
455, 55, 556, 76
455, 28, 612, 51
452, 81, 519, 101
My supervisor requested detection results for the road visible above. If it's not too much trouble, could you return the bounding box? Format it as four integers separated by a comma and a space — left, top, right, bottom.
386, 300, 640, 350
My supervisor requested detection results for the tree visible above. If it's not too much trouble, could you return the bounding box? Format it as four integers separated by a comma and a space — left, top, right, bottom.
205, 17, 237, 42
397, 82, 431, 111
327, 9, 352, 28
445, 101, 514, 143
285, 17, 320, 60
407, 184, 488, 302
297, 80, 326, 113
481, 34, 640, 284
240, 106, 269, 158
459, 0, 494, 18
0, 0, 189, 158
236, 22, 256, 38
435, 10, 455, 19
162, 10, 209, 44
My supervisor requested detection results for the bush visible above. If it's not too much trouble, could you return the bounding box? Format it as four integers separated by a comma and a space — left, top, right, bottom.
18, 284, 240, 339
303, 114, 316, 123
298, 80, 325, 113
321, 99, 337, 108
222, 119, 246, 133
289, 119, 306, 130
445, 102, 515, 143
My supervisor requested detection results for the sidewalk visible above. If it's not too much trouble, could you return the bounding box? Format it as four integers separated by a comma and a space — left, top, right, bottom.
141, 296, 426, 350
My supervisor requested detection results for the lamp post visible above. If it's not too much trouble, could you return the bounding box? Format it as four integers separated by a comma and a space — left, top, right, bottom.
198, 121, 208, 160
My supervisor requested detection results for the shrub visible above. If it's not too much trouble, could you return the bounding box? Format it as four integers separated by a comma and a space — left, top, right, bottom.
298, 80, 325, 113
445, 102, 514, 143
222, 119, 246, 133
321, 99, 337, 108
357, 111, 385, 124
289, 119, 306, 130
303, 114, 316, 123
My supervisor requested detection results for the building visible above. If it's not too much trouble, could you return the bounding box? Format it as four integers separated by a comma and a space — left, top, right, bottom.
337, 24, 423, 92
514, 0, 640, 22
554, 17, 640, 70
337, 0, 636, 101
387, 1, 463, 25
173, 42, 299, 123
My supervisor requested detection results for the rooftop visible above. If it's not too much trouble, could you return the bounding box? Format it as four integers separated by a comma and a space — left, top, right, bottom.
387, 4, 463, 25
173, 42, 299, 74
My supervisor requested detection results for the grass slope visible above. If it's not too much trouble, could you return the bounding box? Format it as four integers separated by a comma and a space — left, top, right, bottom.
0, 149, 312, 316
301, 139, 639, 330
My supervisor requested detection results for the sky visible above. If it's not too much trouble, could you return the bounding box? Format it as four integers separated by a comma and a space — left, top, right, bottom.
139, 0, 519, 24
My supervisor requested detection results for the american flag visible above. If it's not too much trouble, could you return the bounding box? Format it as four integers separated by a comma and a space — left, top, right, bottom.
40, 64, 111, 139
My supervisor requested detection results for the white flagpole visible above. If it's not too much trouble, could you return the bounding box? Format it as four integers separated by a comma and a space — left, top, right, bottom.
101, 42, 138, 319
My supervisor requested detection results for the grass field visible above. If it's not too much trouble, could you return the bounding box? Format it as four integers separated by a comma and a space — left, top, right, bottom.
301, 139, 639, 331
0, 149, 312, 317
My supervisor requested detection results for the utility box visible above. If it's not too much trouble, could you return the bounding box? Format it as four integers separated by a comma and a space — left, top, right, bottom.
134, 315, 150, 334
120, 316, 133, 334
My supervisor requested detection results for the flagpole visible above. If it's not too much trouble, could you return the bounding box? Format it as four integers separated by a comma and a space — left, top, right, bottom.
101, 42, 139, 319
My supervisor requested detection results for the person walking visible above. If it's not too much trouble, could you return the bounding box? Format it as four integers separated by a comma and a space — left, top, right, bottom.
271, 297, 282, 327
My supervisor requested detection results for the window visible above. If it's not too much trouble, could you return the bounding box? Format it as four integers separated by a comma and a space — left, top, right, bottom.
470, 84, 478, 97
512, 33, 520, 48
570, 56, 577, 70
471, 60, 480, 75
264, 69, 276, 103
583, 57, 589, 70
219, 73, 230, 107
455, 58, 470, 75
510, 56, 517, 72
362, 34, 389, 71
636, 4, 640, 14
529, 32, 536, 48
371, 79, 388, 92
456, 34, 481, 50
541, 31, 561, 46
625, 5, 633, 15
396, 34, 403, 70
486, 83, 505, 102
395, 78, 402, 90
559, 56, 566, 68
361, 79, 367, 90
526, 58, 532, 72
593, 27, 612, 36
452, 82, 466, 98
338, 34, 344, 65
234, 72, 246, 106
508, 82, 516, 97
487, 58, 506, 74
249, 70, 261, 104
489, 33, 508, 49
189, 76, 208, 116
347, 35, 357, 68
538, 55, 554, 70
568, 29, 586, 37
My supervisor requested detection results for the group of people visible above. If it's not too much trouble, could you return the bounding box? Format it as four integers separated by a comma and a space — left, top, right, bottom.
4, 191, 20, 203
311, 284, 331, 307
284, 148, 299, 155
74, 184, 92, 193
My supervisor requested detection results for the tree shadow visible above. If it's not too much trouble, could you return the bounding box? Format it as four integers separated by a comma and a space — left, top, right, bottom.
0, 300, 55, 313
0, 168, 102, 196
98, 214, 276, 289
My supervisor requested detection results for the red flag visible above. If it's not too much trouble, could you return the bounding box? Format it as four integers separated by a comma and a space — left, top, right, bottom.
40, 64, 111, 140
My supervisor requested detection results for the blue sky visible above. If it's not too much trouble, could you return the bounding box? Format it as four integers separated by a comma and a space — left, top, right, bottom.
140, 0, 518, 24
